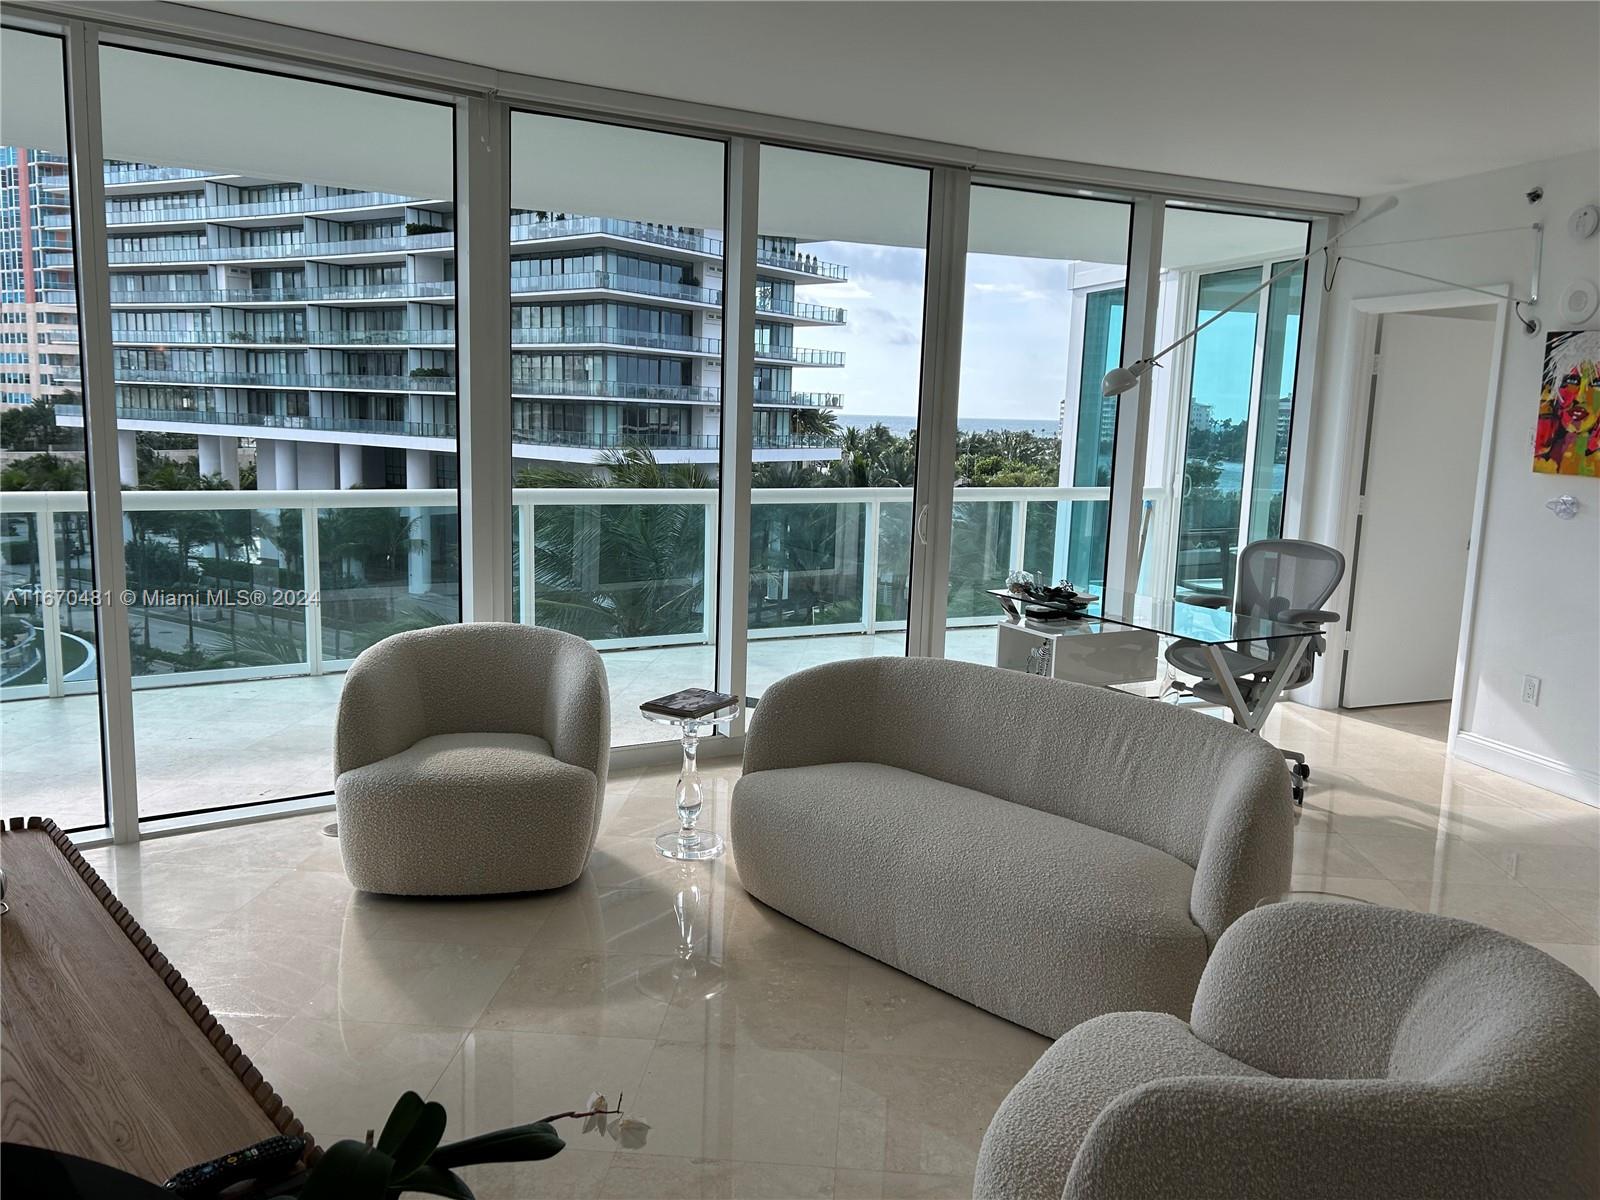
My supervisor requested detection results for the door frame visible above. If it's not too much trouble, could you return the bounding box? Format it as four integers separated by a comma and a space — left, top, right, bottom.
1329, 288, 1511, 753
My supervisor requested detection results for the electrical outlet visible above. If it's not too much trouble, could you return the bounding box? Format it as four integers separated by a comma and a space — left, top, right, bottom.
1521, 675, 1541, 706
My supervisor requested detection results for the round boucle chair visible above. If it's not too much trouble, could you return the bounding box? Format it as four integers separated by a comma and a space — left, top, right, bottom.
975, 901, 1600, 1200
334, 623, 609, 895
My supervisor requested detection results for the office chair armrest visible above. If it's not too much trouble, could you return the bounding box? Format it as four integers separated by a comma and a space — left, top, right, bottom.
1282, 608, 1340, 626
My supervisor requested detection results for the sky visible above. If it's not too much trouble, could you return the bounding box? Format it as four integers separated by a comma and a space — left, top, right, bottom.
789, 241, 1083, 425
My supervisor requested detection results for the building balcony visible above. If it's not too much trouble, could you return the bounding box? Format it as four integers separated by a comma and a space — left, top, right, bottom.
754, 389, 844, 408
106, 231, 454, 266
756, 249, 849, 281
48, 402, 841, 455
509, 215, 721, 258
102, 191, 420, 225
509, 378, 721, 405
105, 281, 457, 306
755, 296, 847, 324
754, 344, 846, 366
102, 165, 232, 186
58, 367, 457, 393
509, 270, 721, 308
509, 325, 718, 355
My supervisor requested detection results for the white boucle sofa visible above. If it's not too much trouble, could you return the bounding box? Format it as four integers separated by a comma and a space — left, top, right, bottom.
729, 657, 1292, 1037
334, 623, 609, 895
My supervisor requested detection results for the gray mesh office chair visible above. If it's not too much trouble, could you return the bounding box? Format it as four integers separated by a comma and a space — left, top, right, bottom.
1165, 539, 1346, 803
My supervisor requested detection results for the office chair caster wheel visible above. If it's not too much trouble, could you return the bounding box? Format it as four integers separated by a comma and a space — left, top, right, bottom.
1293, 786, 1304, 806
1295, 763, 1311, 781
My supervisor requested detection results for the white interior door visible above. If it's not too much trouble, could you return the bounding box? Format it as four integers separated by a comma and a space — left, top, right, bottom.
1343, 311, 1494, 708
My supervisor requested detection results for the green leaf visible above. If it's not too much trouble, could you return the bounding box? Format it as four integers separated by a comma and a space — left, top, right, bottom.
296, 1139, 395, 1200
391, 1099, 447, 1179
389, 1163, 476, 1200
377, 1090, 426, 1157
429, 1122, 565, 1169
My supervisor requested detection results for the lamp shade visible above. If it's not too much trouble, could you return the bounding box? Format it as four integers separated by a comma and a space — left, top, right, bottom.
1102, 360, 1152, 397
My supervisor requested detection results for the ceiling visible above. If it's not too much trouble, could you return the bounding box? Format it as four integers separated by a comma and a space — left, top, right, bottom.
177, 1, 1599, 199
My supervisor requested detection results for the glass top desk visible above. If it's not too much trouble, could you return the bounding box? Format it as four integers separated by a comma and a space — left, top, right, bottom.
1081, 587, 1320, 734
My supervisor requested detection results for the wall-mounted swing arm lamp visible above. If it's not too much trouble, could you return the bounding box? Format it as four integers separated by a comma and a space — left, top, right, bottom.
1102, 195, 1401, 397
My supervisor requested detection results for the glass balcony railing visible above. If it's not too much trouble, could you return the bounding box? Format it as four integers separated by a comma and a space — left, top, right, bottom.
106, 231, 454, 265
49, 403, 840, 455
756, 296, 848, 324
106, 281, 460, 307
109, 329, 304, 346
306, 328, 455, 346
509, 325, 718, 354
755, 249, 848, 281
510, 215, 721, 257
103, 191, 420, 224
753, 390, 844, 408
102, 165, 226, 185
509, 378, 721, 405
2, 484, 1144, 703
57, 367, 457, 392
754, 344, 846, 366
510, 270, 721, 307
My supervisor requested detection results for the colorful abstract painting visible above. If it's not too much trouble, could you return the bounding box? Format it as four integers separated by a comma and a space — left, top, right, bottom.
1535, 330, 1600, 476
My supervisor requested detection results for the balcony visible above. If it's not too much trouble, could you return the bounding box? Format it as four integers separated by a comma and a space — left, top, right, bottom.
103, 191, 420, 225
102, 165, 227, 185
49, 403, 841, 454
756, 249, 849, 281
58, 367, 457, 393
107, 281, 457, 307
509, 378, 721, 405
0, 481, 1125, 827
509, 326, 718, 355
755, 296, 847, 324
754, 344, 846, 366
509, 215, 721, 257
510, 270, 721, 307
753, 390, 844, 408
106, 231, 454, 265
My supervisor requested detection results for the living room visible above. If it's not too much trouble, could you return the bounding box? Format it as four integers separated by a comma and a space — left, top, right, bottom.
1, 2, 1597, 1198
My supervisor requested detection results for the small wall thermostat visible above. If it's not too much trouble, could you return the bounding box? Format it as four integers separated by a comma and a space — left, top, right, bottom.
1571, 204, 1600, 241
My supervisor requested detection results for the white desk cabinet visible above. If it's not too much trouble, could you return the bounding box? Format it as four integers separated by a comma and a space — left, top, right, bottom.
995, 618, 1160, 687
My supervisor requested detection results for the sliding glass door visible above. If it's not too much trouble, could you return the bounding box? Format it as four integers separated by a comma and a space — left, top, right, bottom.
507, 112, 725, 745
744, 147, 930, 695
1145, 207, 1311, 601
0, 28, 107, 831
944, 186, 1131, 663
96, 47, 460, 819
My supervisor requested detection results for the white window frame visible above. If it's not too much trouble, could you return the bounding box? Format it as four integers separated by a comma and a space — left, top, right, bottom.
0, 4, 1350, 845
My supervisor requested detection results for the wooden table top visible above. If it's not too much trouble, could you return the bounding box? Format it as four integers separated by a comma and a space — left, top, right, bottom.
1, 819, 317, 1184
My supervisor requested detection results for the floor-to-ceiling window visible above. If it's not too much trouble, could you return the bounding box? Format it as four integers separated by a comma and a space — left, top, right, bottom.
743, 147, 929, 694
507, 113, 724, 745
96, 47, 459, 819
945, 186, 1131, 663
0, 28, 106, 831
1143, 207, 1310, 601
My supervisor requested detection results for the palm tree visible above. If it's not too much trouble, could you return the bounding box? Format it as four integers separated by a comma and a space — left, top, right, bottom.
516, 447, 710, 640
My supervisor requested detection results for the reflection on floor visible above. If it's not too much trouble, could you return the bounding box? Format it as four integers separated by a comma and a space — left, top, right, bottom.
0, 628, 995, 830
76, 700, 1598, 1198
1338, 700, 1452, 743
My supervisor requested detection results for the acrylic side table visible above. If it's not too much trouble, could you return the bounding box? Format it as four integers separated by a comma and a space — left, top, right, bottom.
640, 701, 739, 860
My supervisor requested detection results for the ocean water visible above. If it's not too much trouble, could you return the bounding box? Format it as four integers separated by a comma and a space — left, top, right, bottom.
842, 413, 1060, 439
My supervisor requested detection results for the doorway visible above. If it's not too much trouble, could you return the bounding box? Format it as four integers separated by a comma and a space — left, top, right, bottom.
1341, 305, 1497, 709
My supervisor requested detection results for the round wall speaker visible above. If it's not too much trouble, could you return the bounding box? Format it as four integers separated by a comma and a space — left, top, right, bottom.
1558, 280, 1599, 325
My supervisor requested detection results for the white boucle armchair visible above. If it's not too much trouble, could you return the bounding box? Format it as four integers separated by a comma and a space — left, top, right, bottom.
334, 623, 609, 895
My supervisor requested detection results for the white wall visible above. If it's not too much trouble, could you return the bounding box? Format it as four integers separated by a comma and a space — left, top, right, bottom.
1302, 150, 1600, 804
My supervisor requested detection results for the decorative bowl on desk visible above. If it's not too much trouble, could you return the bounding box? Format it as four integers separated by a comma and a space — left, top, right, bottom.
989, 583, 1097, 623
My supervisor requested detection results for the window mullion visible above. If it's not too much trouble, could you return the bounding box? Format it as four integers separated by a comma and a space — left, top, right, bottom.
64, 19, 141, 841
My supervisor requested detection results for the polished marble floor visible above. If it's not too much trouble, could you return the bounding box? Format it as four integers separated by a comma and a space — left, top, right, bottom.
73, 699, 1598, 1199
